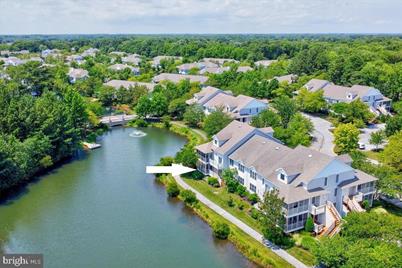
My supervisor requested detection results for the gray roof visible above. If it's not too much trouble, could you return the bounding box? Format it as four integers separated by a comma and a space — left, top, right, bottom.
153, 73, 208, 84
237, 66, 253, 73
202, 58, 238, 65
68, 68, 88, 79
274, 74, 297, 84
322, 84, 356, 102
338, 170, 377, 189
199, 66, 230, 75
255, 60, 277, 67
104, 80, 155, 91
108, 64, 139, 72
304, 79, 331, 92
122, 54, 141, 65
152, 56, 182, 66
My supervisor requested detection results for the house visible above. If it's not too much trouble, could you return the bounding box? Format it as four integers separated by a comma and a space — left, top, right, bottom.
110, 51, 126, 56
104, 79, 155, 92
202, 58, 239, 66
81, 48, 99, 57
1, 57, 24, 66
199, 66, 230, 75
122, 54, 141, 65
108, 64, 140, 75
68, 68, 89, 83
196, 121, 377, 234
255, 60, 278, 68
237, 66, 253, 73
177, 62, 202, 74
186, 87, 268, 123
41, 49, 61, 58
152, 56, 182, 68
303, 79, 391, 113
152, 73, 208, 84
66, 54, 85, 65
273, 74, 297, 84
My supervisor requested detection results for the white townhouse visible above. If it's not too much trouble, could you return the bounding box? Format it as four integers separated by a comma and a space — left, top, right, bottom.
186, 86, 268, 123
196, 121, 377, 235
122, 54, 141, 66
304, 79, 391, 114
1, 57, 24, 66
68, 68, 89, 83
81, 48, 99, 57
177, 61, 229, 75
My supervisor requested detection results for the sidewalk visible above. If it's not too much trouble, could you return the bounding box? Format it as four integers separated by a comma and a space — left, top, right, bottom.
174, 175, 309, 268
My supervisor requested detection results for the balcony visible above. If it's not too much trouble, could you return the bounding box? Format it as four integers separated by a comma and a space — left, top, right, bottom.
286, 205, 309, 216
310, 204, 326, 215
353, 192, 363, 202
314, 223, 324, 234
285, 221, 305, 233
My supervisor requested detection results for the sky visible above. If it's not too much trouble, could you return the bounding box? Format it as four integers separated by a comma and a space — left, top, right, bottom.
0, 0, 401, 34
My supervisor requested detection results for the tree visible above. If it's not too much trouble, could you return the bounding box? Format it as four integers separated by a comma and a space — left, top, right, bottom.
135, 96, 152, 118
183, 104, 205, 128
385, 114, 402, 136
369, 130, 385, 151
251, 109, 281, 128
304, 215, 314, 232
221, 169, 239, 193
288, 46, 329, 75
98, 86, 115, 107
150, 92, 168, 117
168, 98, 187, 119
175, 145, 198, 168
203, 110, 232, 137
295, 88, 327, 113
259, 189, 289, 246
213, 222, 230, 240
166, 181, 180, 198
274, 113, 314, 147
181, 189, 198, 206
331, 100, 374, 127
334, 123, 360, 154
381, 131, 402, 171
272, 96, 297, 128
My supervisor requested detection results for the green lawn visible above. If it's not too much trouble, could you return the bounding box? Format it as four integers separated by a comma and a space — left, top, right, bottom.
183, 177, 316, 267
362, 150, 382, 161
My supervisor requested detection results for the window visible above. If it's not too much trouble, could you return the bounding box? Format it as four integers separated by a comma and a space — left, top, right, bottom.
229, 159, 234, 166
336, 174, 339, 183
334, 188, 337, 196
324, 177, 328, 186
250, 184, 256, 192
279, 173, 286, 181
250, 170, 257, 180
218, 157, 222, 164
238, 177, 244, 185
238, 164, 244, 172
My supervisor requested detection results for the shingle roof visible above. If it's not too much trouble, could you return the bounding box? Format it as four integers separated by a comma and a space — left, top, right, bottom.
237, 66, 253, 73
304, 79, 331, 92
104, 80, 155, 91
68, 68, 88, 78
108, 64, 139, 72
322, 84, 355, 102
274, 74, 297, 84
153, 73, 208, 84
199, 66, 230, 75
255, 60, 278, 67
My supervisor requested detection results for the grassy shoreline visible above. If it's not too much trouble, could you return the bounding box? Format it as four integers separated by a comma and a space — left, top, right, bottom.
150, 121, 315, 267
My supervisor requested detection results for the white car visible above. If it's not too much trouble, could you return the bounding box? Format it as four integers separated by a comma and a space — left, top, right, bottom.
358, 142, 366, 150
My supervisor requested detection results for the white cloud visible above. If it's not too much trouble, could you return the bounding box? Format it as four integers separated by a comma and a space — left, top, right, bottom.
0, 0, 401, 34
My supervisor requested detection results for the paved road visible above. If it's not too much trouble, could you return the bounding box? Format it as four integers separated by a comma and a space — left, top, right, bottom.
358, 123, 386, 151
302, 113, 335, 156
174, 175, 309, 268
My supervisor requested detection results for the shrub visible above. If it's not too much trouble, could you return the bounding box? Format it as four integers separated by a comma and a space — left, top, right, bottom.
362, 200, 370, 210
305, 215, 314, 232
250, 208, 260, 220
213, 222, 230, 239
236, 185, 247, 197
181, 189, 198, 205
175, 145, 198, 168
166, 182, 180, 198
248, 193, 260, 205
134, 118, 148, 127
184, 170, 204, 180
162, 115, 171, 128
227, 197, 235, 207
300, 236, 319, 251
207, 177, 220, 187
158, 156, 174, 166
238, 202, 245, 210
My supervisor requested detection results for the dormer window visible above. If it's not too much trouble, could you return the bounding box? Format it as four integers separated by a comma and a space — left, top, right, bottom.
213, 138, 218, 146
279, 173, 286, 181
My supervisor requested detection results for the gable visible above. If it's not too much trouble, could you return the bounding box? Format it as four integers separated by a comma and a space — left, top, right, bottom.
242, 99, 268, 110
314, 159, 353, 179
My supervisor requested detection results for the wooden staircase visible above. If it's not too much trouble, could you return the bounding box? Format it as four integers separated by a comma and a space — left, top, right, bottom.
320, 201, 342, 237
344, 196, 365, 213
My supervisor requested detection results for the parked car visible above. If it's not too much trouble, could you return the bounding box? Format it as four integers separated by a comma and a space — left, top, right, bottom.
358, 142, 366, 150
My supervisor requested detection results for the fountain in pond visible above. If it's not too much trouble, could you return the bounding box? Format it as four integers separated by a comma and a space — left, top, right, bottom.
129, 129, 147, 138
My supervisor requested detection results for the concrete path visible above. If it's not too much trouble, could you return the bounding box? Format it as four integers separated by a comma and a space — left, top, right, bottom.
171, 121, 208, 141
174, 175, 309, 268
302, 113, 335, 156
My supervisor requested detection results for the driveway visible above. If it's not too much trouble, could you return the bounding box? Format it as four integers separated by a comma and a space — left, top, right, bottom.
358, 123, 386, 151
302, 113, 336, 156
